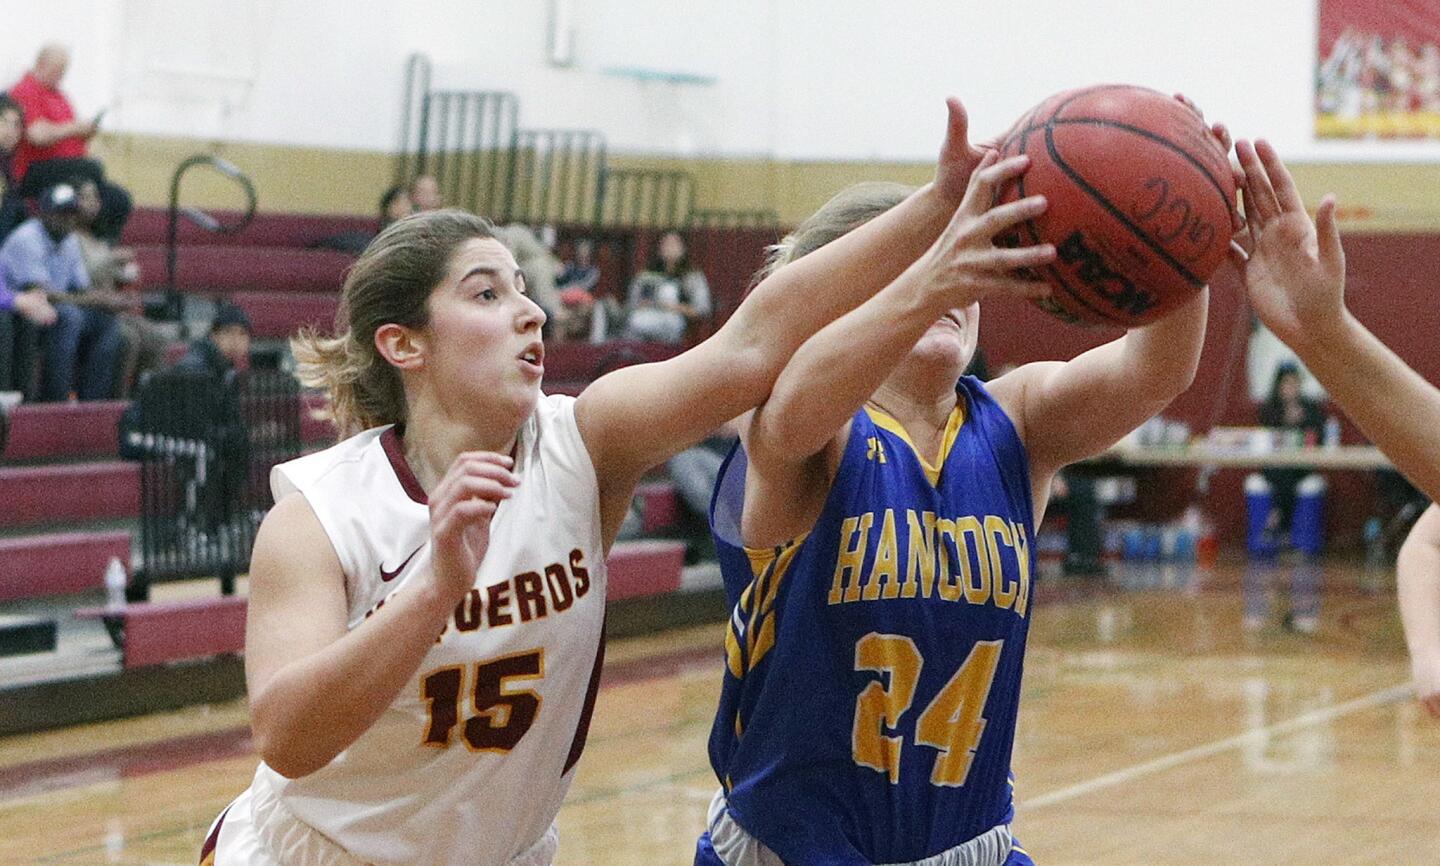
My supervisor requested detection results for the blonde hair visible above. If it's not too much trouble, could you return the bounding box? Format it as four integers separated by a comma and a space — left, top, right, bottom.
756, 182, 914, 282
293, 209, 497, 438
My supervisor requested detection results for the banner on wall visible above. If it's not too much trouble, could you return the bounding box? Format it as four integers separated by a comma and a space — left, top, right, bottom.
1316, 0, 1440, 139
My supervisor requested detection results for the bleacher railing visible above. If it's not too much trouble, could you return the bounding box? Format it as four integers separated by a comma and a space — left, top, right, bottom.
394, 53, 779, 233
123, 368, 299, 599
506, 128, 608, 225
164, 155, 257, 323
597, 168, 696, 228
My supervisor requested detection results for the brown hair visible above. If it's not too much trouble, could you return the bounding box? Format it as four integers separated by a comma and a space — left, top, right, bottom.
293, 209, 496, 437
755, 182, 914, 282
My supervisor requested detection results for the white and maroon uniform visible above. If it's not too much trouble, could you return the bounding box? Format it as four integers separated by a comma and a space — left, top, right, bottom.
208, 394, 607, 866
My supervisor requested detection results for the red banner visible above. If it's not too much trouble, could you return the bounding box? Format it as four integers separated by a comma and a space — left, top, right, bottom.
1316, 0, 1440, 139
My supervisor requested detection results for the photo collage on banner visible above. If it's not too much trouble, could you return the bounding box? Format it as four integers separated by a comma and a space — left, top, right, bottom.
1316, 0, 1440, 139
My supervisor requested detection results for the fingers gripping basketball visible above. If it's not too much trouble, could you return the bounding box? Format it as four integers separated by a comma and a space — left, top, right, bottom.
997, 84, 1238, 327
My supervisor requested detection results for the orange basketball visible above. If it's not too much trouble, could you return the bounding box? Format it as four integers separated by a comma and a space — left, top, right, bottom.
996, 84, 1236, 327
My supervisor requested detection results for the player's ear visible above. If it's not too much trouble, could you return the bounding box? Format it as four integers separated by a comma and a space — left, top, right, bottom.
375, 323, 426, 371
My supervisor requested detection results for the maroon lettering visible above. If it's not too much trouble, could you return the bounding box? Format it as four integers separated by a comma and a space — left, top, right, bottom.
544, 563, 574, 612
486, 582, 514, 627
514, 571, 547, 622
454, 588, 484, 632
570, 549, 591, 597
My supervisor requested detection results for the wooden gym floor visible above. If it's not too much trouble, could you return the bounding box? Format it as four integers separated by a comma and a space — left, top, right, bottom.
0, 559, 1436, 865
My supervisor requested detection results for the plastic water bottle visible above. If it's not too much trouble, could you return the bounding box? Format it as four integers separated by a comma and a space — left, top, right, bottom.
104, 557, 128, 609
1324, 416, 1341, 449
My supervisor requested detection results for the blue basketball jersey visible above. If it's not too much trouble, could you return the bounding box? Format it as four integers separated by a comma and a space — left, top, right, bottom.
707, 376, 1036, 865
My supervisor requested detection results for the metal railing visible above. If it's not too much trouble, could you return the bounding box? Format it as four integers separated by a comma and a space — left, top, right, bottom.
124, 368, 300, 599
164, 155, 257, 322
506, 128, 607, 224
596, 168, 695, 228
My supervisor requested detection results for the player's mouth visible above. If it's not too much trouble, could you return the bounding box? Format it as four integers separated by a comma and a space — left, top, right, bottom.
517, 341, 545, 375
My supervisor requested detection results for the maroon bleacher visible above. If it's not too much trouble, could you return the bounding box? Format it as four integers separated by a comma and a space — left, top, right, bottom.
3, 401, 126, 461
636, 481, 680, 533
75, 596, 247, 669
122, 208, 376, 249
0, 531, 131, 602
0, 462, 140, 526
231, 291, 341, 338
131, 245, 352, 294
607, 540, 686, 600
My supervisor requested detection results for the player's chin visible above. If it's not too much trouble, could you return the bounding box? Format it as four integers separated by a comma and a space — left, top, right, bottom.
911, 330, 970, 369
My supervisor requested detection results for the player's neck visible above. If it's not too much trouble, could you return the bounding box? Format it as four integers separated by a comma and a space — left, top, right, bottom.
867, 380, 957, 442
400, 405, 520, 494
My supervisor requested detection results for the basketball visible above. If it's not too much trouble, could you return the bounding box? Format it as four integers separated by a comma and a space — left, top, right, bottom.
996, 84, 1237, 327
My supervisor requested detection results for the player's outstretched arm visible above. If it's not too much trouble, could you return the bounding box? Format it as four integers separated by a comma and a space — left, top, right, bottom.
1233, 139, 1440, 501
1398, 504, 1440, 720
575, 99, 990, 542
246, 453, 516, 778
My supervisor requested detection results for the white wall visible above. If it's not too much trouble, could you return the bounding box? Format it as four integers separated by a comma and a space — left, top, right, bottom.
4, 0, 1437, 162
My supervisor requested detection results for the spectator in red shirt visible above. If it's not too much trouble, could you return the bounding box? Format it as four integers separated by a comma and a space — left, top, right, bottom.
9, 44, 132, 242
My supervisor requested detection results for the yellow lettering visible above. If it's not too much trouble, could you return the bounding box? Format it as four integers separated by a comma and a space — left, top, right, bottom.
936, 518, 961, 602
1012, 522, 1032, 617
957, 516, 991, 606
987, 516, 1017, 610
866, 509, 899, 601
829, 514, 874, 605
902, 510, 937, 599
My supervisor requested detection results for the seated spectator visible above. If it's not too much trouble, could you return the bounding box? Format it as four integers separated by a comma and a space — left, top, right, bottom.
178, 302, 252, 377
1245, 361, 1328, 556
312, 185, 416, 255
0, 95, 27, 240
410, 174, 443, 211
74, 178, 167, 395
10, 44, 132, 242
0, 265, 57, 396
0, 183, 124, 401
623, 230, 711, 344
555, 237, 609, 342
380, 184, 414, 229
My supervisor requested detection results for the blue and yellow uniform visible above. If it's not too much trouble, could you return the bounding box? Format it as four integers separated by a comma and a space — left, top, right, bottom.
699, 377, 1037, 866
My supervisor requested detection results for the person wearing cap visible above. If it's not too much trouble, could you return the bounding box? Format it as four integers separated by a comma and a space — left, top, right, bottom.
0, 182, 124, 400
177, 302, 252, 378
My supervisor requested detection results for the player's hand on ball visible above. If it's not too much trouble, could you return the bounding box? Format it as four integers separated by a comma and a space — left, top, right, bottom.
916, 150, 1054, 309
1230, 139, 1347, 349
428, 452, 519, 602
1173, 93, 1244, 232
933, 97, 994, 207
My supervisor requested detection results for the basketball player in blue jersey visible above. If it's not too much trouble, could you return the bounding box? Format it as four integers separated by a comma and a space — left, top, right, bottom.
1228, 139, 1440, 721
697, 136, 1227, 862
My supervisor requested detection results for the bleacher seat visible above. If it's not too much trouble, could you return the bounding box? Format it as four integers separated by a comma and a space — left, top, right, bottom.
3, 401, 127, 461
75, 596, 247, 669
0, 462, 139, 526
231, 291, 341, 338
121, 208, 376, 249
607, 540, 686, 600
132, 245, 353, 294
0, 531, 131, 601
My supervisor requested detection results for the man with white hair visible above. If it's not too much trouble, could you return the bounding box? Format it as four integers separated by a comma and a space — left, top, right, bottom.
9, 43, 132, 241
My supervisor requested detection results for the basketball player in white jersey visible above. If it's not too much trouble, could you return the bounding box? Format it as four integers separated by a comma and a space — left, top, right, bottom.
1228, 139, 1440, 719
200, 100, 1059, 865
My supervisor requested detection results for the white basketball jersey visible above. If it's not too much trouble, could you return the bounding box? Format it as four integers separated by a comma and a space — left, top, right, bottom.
235, 394, 607, 866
